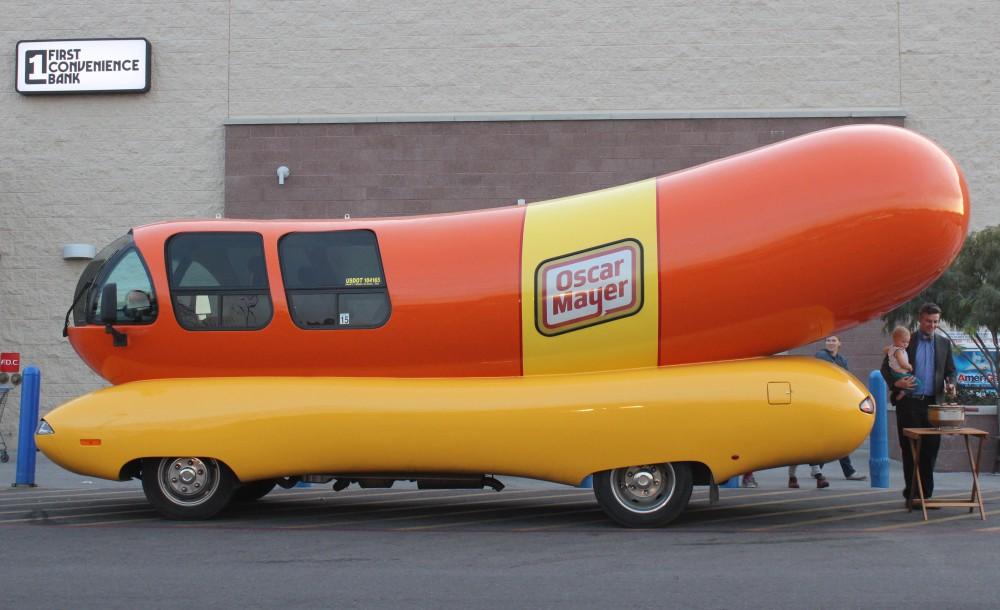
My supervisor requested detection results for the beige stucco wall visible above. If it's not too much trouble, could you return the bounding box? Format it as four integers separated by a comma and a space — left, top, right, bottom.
899, 1, 999, 230
227, 1, 902, 113
0, 1, 997, 447
0, 2, 230, 442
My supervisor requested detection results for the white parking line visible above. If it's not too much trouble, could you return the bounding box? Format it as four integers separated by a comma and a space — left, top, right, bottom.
689, 490, 880, 514
746, 492, 994, 532
0, 506, 155, 524
0, 488, 141, 502
393, 497, 600, 531
280, 490, 595, 530
0, 497, 147, 516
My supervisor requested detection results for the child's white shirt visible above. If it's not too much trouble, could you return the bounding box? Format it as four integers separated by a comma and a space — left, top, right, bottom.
887, 345, 910, 373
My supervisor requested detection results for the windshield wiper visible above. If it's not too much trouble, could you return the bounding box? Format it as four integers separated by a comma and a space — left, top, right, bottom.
62, 278, 94, 338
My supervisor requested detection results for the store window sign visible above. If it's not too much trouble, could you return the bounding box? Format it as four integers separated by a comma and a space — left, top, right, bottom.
951, 331, 998, 402
955, 348, 997, 392
0, 353, 20, 373
16, 38, 150, 95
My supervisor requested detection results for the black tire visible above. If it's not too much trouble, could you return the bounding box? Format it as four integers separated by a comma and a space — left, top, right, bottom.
141, 457, 238, 520
593, 462, 693, 528
233, 479, 277, 503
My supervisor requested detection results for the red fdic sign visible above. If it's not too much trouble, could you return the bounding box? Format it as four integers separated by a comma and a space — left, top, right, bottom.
0, 353, 20, 373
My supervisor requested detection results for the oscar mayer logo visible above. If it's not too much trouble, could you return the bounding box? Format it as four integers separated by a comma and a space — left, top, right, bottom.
535, 239, 643, 336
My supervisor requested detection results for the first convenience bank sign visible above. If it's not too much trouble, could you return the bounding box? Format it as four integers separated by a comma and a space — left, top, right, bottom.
536, 239, 643, 336
16, 38, 150, 94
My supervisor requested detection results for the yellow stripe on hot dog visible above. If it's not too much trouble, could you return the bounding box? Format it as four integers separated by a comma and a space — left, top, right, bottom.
521, 179, 660, 375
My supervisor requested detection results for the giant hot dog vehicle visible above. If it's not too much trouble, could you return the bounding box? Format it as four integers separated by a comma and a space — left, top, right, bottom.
38, 125, 969, 526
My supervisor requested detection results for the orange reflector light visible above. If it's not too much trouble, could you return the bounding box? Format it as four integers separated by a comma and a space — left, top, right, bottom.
79, 439, 102, 446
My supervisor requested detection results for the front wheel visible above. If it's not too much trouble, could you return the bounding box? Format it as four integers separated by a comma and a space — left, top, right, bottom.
593, 462, 693, 528
141, 457, 238, 520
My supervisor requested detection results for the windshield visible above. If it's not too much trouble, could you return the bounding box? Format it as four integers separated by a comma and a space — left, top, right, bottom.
71, 234, 132, 326
91, 248, 157, 324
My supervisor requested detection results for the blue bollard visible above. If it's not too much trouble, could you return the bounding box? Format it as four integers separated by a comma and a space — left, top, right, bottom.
14, 366, 40, 487
867, 371, 890, 488
578, 475, 593, 489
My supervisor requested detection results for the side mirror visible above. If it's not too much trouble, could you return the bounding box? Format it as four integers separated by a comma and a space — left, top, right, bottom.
100, 283, 118, 324
124, 290, 152, 320
99, 283, 128, 347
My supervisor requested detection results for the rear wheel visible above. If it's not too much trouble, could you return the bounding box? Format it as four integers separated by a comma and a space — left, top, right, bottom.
141, 457, 237, 520
593, 462, 693, 528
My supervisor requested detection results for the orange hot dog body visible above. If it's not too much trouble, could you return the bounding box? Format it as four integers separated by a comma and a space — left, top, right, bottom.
67, 125, 968, 384
656, 124, 968, 364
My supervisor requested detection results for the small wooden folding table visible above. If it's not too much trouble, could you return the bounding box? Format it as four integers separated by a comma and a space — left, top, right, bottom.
903, 427, 988, 521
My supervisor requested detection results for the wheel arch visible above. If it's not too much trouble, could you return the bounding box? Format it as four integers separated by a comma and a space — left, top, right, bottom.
120, 455, 243, 483
686, 461, 713, 486
119, 458, 142, 481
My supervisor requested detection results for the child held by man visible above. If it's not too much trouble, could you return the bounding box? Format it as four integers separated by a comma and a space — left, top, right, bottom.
885, 326, 920, 401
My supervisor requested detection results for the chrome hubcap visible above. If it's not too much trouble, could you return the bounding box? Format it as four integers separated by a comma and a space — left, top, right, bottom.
610, 463, 676, 514
157, 458, 220, 506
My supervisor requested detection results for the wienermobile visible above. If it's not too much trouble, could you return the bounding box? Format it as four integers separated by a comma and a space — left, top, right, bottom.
38, 125, 969, 527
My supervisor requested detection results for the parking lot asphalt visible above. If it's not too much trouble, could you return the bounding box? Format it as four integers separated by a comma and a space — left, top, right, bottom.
4, 449, 1000, 609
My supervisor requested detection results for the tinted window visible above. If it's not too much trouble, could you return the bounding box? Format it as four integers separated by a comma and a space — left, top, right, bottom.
279, 230, 390, 329
166, 232, 272, 330
169, 233, 268, 290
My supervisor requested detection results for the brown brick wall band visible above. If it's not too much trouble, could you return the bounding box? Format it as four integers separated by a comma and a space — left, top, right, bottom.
225, 116, 903, 220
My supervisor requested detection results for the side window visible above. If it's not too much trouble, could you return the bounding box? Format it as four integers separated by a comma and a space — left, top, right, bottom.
166, 232, 272, 331
90, 248, 157, 325
279, 230, 390, 329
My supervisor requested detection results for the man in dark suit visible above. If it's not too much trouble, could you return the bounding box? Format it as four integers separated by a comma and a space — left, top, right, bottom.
881, 303, 956, 501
